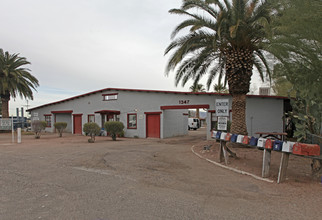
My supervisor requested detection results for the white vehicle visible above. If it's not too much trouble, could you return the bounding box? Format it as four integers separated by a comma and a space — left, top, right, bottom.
188, 118, 200, 130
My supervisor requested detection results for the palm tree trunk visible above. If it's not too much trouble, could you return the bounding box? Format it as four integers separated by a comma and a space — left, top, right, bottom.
196, 108, 200, 118
230, 93, 248, 135
0, 93, 10, 118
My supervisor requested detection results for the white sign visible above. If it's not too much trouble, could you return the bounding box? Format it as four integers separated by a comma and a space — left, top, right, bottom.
215, 99, 229, 116
0, 119, 12, 130
217, 117, 228, 131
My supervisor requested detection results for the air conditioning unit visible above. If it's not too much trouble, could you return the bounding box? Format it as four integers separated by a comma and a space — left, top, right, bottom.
259, 87, 270, 95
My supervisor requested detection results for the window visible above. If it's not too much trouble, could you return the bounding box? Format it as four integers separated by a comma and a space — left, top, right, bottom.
44, 115, 51, 127
127, 113, 137, 129
103, 93, 118, 101
88, 114, 95, 122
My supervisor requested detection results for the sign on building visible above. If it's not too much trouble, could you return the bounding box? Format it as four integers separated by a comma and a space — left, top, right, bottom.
217, 116, 228, 131
215, 99, 229, 116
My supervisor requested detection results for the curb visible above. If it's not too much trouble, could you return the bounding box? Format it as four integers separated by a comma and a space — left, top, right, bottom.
191, 145, 274, 183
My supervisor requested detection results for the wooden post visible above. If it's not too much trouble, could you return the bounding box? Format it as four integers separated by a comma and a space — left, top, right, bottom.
262, 149, 271, 178
222, 143, 228, 165
219, 141, 229, 165
277, 152, 290, 183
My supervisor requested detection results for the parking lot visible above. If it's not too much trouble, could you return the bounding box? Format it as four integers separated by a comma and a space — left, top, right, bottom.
0, 130, 321, 220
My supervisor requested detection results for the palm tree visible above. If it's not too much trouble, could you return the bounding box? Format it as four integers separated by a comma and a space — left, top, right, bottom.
189, 83, 206, 118
214, 83, 228, 93
165, 0, 275, 135
0, 49, 39, 118
189, 83, 206, 92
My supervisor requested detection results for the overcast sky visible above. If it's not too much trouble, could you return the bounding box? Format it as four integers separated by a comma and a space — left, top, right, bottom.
1, 0, 268, 116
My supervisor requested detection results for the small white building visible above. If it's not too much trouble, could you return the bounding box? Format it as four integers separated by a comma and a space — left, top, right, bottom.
27, 88, 289, 139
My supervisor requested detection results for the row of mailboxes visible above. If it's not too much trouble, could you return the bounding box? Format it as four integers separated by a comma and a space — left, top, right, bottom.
212, 131, 320, 156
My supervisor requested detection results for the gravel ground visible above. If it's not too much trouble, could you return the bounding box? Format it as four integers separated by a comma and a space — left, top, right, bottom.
0, 129, 321, 220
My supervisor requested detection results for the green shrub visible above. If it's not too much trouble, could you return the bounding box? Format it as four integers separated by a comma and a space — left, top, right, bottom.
104, 121, 124, 141
83, 122, 101, 143
54, 122, 67, 137
32, 120, 47, 139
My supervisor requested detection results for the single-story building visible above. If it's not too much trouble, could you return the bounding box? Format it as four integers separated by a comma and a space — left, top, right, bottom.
27, 88, 289, 139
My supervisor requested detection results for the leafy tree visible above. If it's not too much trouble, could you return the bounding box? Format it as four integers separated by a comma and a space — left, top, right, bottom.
54, 122, 67, 137
165, 0, 278, 135
32, 120, 47, 139
83, 122, 101, 143
0, 49, 39, 118
104, 121, 124, 141
269, 0, 322, 140
271, 64, 296, 97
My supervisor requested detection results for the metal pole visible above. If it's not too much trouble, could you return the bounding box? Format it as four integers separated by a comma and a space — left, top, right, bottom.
17, 128, 21, 144
21, 107, 24, 128
11, 116, 14, 143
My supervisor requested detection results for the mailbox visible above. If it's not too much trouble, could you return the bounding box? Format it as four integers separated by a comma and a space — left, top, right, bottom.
257, 138, 266, 148
265, 139, 274, 150
236, 135, 244, 143
249, 137, 258, 146
273, 140, 283, 151
293, 143, 320, 156
242, 136, 250, 145
212, 131, 217, 138
215, 131, 222, 139
225, 133, 232, 141
231, 134, 238, 142
220, 132, 227, 140
282, 141, 296, 153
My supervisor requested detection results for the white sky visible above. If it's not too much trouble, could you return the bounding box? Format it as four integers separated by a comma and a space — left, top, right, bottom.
1, 0, 269, 116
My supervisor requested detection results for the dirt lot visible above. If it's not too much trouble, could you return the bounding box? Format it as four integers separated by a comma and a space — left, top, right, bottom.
0, 129, 321, 220
193, 139, 321, 184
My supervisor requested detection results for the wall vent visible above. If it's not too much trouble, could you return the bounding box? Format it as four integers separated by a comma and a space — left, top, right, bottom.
259, 87, 270, 96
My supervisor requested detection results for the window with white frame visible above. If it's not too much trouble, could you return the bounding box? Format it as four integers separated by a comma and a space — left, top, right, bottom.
102, 93, 118, 101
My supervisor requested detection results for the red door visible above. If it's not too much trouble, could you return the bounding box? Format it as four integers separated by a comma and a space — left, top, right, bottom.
146, 114, 160, 138
73, 114, 82, 134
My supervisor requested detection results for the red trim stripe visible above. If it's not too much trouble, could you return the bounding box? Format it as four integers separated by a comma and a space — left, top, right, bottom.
102, 93, 118, 96
144, 112, 162, 115
94, 110, 120, 114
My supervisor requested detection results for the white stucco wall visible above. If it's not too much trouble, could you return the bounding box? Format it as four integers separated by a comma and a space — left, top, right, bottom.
55, 113, 72, 132
163, 110, 188, 138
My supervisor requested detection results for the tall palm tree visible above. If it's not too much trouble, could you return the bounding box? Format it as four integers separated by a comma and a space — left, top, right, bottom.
0, 49, 39, 118
165, 0, 275, 135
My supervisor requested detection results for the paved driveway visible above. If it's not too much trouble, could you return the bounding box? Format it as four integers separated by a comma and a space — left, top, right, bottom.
0, 130, 321, 220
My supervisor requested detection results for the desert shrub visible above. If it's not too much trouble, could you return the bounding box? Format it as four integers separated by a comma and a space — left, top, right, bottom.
83, 122, 101, 143
104, 121, 124, 141
54, 122, 67, 137
32, 120, 47, 139
118, 130, 125, 137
